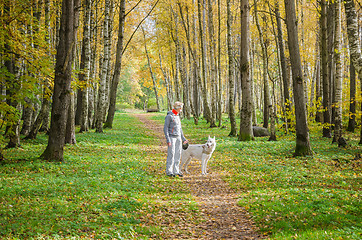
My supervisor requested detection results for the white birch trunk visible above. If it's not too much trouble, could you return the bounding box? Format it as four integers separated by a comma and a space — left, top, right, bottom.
333, 0, 343, 143
238, 0, 253, 141
95, 0, 110, 133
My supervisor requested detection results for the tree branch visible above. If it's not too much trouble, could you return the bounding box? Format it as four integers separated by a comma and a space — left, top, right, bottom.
122, 0, 160, 56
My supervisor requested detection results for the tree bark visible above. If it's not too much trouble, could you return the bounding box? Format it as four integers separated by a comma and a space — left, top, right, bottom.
238, 0, 253, 141
254, 0, 270, 129
105, 0, 125, 128
65, 89, 76, 144
217, 0, 222, 127
95, 0, 111, 133
197, 0, 212, 123
177, 2, 199, 123
347, 61, 356, 132
207, 0, 217, 127
88, 1, 98, 129
78, 0, 91, 132
227, 0, 236, 136
142, 26, 160, 111
284, 0, 313, 156
344, 0, 362, 76
333, 0, 343, 144
20, 98, 33, 136
40, 0, 79, 161
275, 2, 290, 129
343, 0, 362, 144
321, 0, 332, 138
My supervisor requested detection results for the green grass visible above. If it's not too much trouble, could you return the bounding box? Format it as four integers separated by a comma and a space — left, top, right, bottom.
153, 113, 362, 239
0, 113, 198, 239
1, 112, 361, 239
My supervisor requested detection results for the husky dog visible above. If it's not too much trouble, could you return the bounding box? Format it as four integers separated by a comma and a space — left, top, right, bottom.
180, 136, 216, 175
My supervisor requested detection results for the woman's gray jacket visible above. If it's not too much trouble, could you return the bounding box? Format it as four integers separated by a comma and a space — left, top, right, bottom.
164, 111, 186, 144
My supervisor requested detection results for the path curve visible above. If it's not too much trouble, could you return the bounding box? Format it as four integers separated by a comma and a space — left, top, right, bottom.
134, 113, 265, 239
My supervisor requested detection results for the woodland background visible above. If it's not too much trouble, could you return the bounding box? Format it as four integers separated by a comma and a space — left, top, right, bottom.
0, 0, 362, 238
1, 0, 362, 159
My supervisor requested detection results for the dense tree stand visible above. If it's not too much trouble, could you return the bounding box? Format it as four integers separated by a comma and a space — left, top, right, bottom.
135, 113, 265, 239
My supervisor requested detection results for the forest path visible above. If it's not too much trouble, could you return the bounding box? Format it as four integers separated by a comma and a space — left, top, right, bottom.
134, 113, 264, 239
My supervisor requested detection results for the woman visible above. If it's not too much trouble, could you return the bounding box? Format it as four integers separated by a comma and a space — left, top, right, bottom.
164, 101, 188, 177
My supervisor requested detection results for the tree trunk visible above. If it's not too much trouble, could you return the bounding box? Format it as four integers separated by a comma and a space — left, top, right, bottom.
159, 51, 173, 110
275, 2, 290, 128
284, 0, 313, 156
105, 0, 125, 128
40, 0, 79, 161
88, 1, 98, 129
227, 0, 236, 136
309, 48, 319, 118
343, 0, 362, 143
78, 0, 91, 133
181, 45, 191, 118
26, 0, 51, 139
95, 0, 111, 133
333, 0, 343, 144
65, 90, 76, 144
254, 0, 270, 129
347, 61, 356, 132
207, 0, 217, 127
177, 2, 199, 123
142, 26, 160, 111
321, 0, 332, 138
217, 0, 222, 127
25, 94, 50, 140
343, 0, 362, 76
39, 3, 51, 136
238, 0, 253, 141
197, 0, 212, 123
20, 98, 33, 136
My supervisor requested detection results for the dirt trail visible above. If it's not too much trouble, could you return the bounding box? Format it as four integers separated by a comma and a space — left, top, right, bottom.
135, 113, 264, 239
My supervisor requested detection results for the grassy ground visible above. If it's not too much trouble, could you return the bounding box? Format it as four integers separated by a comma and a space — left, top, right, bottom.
1, 111, 361, 239
151, 113, 362, 239
0, 113, 199, 239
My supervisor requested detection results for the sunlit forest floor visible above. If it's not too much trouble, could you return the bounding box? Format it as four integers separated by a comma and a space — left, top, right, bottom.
0, 111, 361, 239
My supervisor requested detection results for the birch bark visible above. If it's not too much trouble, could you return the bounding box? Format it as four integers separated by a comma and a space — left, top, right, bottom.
95, 0, 111, 133
238, 0, 253, 141
284, 0, 313, 156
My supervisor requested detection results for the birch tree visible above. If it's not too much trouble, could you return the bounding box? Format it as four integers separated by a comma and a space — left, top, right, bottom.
321, 0, 332, 138
238, 0, 253, 141
284, 0, 313, 156
78, 0, 91, 133
343, 0, 362, 144
207, 0, 217, 127
275, 2, 290, 129
105, 0, 126, 128
41, 0, 80, 161
227, 0, 237, 136
333, 0, 344, 145
197, 0, 212, 123
95, 0, 111, 133
254, 0, 270, 129
142, 26, 160, 110
347, 61, 356, 132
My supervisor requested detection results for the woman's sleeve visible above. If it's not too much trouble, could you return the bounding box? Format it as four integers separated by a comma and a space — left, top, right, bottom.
164, 115, 171, 143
